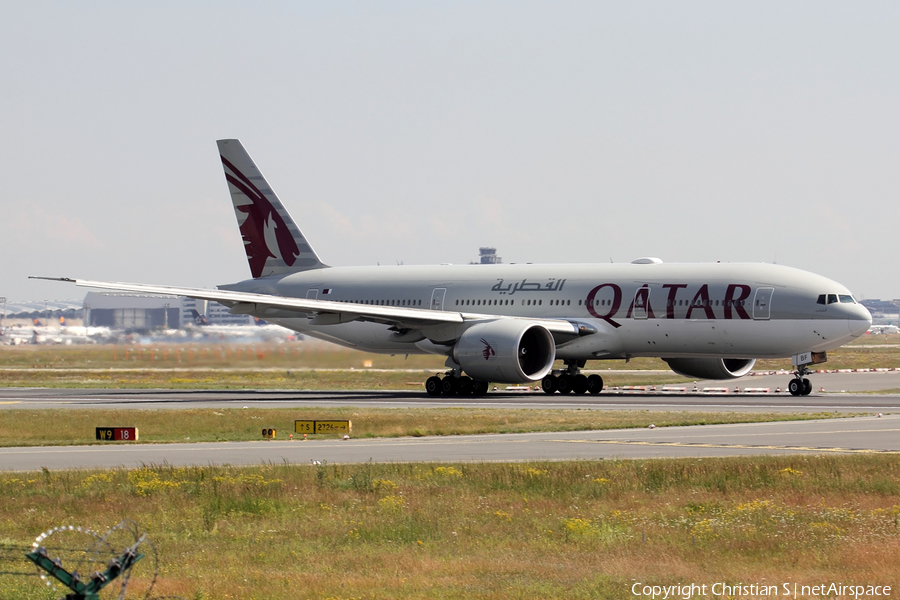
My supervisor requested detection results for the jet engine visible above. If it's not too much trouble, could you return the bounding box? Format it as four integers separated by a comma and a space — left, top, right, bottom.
452, 320, 556, 383
663, 358, 756, 380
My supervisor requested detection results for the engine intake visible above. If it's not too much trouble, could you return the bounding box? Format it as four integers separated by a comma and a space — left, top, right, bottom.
452, 320, 556, 383
663, 358, 756, 380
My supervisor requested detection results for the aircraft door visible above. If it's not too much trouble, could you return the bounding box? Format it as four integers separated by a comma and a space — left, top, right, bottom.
631, 286, 650, 319
753, 287, 774, 320
306, 289, 319, 300
430, 288, 447, 311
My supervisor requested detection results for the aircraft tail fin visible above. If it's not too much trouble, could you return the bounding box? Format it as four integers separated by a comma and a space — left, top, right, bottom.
217, 139, 327, 279
189, 309, 209, 326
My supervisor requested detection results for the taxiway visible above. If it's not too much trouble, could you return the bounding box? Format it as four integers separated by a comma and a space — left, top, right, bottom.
1, 415, 897, 471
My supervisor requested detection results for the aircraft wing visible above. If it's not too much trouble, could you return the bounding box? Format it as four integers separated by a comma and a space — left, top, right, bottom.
31, 277, 585, 337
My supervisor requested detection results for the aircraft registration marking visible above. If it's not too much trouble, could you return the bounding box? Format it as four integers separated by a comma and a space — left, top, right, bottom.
550, 439, 900, 453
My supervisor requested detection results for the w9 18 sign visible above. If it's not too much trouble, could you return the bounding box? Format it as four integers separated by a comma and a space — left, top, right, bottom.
95, 427, 139, 441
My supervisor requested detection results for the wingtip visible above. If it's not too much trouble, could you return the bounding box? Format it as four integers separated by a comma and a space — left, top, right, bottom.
29, 276, 76, 283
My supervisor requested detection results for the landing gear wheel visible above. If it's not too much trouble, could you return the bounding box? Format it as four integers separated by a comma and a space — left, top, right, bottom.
441, 376, 458, 396
586, 374, 604, 395
425, 376, 442, 397
456, 376, 472, 396
788, 379, 802, 397
556, 376, 572, 395
541, 376, 557, 394
801, 378, 812, 396
471, 380, 489, 396
572, 374, 588, 395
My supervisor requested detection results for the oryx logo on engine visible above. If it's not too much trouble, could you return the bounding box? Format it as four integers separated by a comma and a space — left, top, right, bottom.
480, 338, 496, 360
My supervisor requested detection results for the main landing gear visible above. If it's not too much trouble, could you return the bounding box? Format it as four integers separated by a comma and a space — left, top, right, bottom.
541, 360, 603, 395
424, 372, 489, 397
788, 365, 814, 397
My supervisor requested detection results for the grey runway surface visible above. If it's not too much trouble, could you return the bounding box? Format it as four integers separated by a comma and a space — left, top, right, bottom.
2, 374, 900, 412
2, 415, 898, 471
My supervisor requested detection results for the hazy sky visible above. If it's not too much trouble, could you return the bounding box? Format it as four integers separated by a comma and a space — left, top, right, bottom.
3, 2, 898, 302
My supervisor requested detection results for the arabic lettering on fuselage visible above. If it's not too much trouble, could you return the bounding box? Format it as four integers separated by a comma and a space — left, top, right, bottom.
491, 279, 566, 295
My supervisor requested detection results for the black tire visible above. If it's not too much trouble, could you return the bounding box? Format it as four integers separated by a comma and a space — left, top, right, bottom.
472, 380, 489, 396
788, 379, 801, 396
801, 378, 812, 396
572, 374, 588, 395
541, 376, 557, 394
587, 374, 604, 395
441, 376, 457, 396
425, 376, 442, 397
557, 376, 573, 395
456, 376, 472, 396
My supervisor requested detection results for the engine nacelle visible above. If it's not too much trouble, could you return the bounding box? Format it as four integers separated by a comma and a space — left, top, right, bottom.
452, 320, 556, 383
663, 358, 756, 380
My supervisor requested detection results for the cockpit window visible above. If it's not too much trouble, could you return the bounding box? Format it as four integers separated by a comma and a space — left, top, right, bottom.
818, 293, 855, 305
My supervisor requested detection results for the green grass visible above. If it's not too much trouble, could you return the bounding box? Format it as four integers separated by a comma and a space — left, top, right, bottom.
0, 407, 860, 447
1, 456, 898, 599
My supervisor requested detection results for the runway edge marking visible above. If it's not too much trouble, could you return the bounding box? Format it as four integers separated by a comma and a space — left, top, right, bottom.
547, 439, 900, 454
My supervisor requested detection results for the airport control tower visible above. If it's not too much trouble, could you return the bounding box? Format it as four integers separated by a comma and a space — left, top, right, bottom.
474, 247, 501, 265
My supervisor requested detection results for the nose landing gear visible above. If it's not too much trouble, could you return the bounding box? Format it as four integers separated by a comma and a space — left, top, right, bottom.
788, 365, 814, 396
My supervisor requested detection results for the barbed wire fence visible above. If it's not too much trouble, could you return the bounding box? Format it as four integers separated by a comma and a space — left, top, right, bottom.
0, 520, 184, 600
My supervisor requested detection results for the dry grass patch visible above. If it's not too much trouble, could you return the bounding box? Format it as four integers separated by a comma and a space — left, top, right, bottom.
0, 456, 898, 598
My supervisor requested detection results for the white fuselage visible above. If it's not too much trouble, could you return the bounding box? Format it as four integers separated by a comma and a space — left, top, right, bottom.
225, 261, 872, 362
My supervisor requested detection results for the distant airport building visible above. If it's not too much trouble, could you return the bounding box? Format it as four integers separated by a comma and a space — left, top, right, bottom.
181, 298, 253, 327
860, 299, 900, 316
83, 292, 181, 330
82, 293, 255, 330
3, 299, 83, 320
472, 247, 502, 265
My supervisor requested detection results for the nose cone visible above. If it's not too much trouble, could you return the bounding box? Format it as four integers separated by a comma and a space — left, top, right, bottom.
848, 304, 873, 338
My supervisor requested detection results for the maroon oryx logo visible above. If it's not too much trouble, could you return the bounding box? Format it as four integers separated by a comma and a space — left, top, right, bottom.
480, 338, 496, 360
221, 155, 300, 278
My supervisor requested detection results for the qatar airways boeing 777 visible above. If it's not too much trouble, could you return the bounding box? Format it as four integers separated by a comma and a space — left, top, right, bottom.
35, 139, 871, 397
